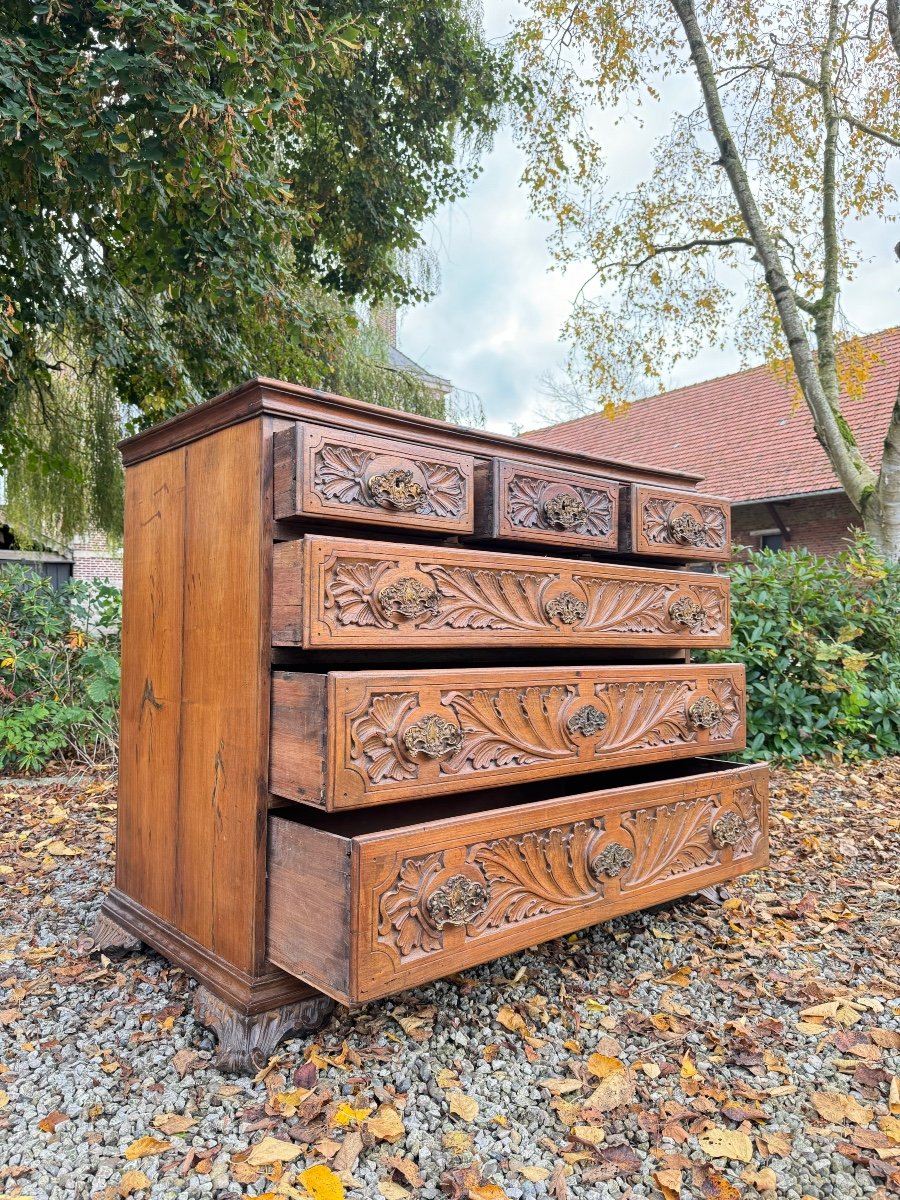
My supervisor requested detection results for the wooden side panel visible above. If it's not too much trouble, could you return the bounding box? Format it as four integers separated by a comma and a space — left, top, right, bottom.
270, 673, 328, 806
272, 539, 304, 646
116, 452, 187, 919
625, 485, 731, 561
266, 818, 351, 1000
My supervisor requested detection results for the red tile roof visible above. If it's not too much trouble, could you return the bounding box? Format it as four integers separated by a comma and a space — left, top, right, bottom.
523, 327, 900, 504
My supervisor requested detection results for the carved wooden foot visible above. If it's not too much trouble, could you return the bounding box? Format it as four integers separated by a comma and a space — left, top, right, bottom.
194, 986, 336, 1074
79, 909, 142, 956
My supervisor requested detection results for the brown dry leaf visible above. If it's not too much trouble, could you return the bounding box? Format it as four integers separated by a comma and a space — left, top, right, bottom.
46, 840, 80, 856
880, 1115, 900, 1144
332, 1131, 363, 1177
811, 1090, 874, 1126
378, 1182, 409, 1200
37, 1110, 69, 1133
385, 1155, 424, 1189
230, 1161, 262, 1184
469, 1186, 510, 1200
435, 1067, 460, 1089
587, 1053, 623, 1079
118, 1169, 152, 1196
518, 1166, 551, 1181
757, 1129, 793, 1157
696, 1166, 741, 1200
585, 1068, 635, 1113
298, 1163, 346, 1200
365, 1104, 406, 1144
890, 1077, 900, 1116
245, 1136, 303, 1167
539, 1078, 583, 1096
152, 1113, 195, 1135
741, 1166, 778, 1191
171, 1049, 205, 1078
447, 1089, 479, 1121
396, 1016, 431, 1042
639, 1062, 661, 1079
124, 1136, 171, 1160
572, 1125, 606, 1148
697, 1127, 753, 1163
653, 1167, 682, 1200
871, 1030, 900, 1050
497, 1006, 530, 1037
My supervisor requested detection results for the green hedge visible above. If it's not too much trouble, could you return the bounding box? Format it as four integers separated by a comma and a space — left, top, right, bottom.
0, 566, 120, 772
697, 536, 900, 762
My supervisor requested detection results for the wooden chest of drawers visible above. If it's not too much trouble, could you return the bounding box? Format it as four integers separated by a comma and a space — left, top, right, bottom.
91, 378, 765, 1072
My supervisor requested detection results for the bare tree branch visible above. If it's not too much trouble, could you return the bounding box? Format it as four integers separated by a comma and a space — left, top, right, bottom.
835, 109, 900, 147
618, 235, 755, 272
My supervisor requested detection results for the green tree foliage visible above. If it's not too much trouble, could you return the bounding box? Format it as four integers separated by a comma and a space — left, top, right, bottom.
0, 0, 506, 535
697, 537, 900, 762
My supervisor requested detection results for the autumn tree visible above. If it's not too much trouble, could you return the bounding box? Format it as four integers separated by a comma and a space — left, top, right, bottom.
0, 0, 506, 536
514, 0, 900, 558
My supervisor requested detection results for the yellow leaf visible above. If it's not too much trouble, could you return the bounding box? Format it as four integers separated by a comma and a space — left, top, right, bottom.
152, 1113, 195, 1135
572, 1125, 605, 1147
879, 1115, 900, 1144
587, 1053, 623, 1079
585, 1068, 635, 1113
442, 1129, 473, 1154
448, 1090, 479, 1121
518, 1165, 550, 1181
435, 1068, 460, 1089
0, 1090, 7, 1108
654, 1167, 682, 1200
697, 1127, 753, 1163
124, 1136, 171, 1160
298, 1164, 345, 1200
639, 1062, 661, 1079
245, 1136, 303, 1167
469, 1186, 510, 1200
497, 1006, 530, 1037
810, 1090, 873, 1126
741, 1166, 779, 1191
890, 1077, 900, 1116
275, 1088, 313, 1108
46, 840, 79, 856
378, 1182, 410, 1200
680, 1053, 699, 1078
365, 1104, 405, 1143
331, 1101, 372, 1127
118, 1169, 152, 1196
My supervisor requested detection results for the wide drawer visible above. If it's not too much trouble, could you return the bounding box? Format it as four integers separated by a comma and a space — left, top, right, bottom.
266, 758, 768, 1004
272, 535, 731, 648
273, 423, 475, 534
623, 485, 731, 561
473, 457, 619, 551
270, 664, 746, 809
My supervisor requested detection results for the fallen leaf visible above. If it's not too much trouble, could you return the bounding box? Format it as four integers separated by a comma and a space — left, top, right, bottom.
497, 1006, 530, 1037
299, 1163, 345, 1200
333, 1131, 364, 1177
585, 1068, 635, 1113
890, 1077, 900, 1116
331, 1101, 373, 1127
539, 1078, 584, 1096
442, 1129, 473, 1154
654, 1167, 682, 1200
681, 1053, 699, 1079
152, 1113, 195, 1135
587, 1053, 623, 1079
46, 840, 80, 856
757, 1129, 793, 1157
448, 1089, 479, 1121
245, 1136, 303, 1167
640, 1062, 661, 1079
811, 1090, 874, 1126
697, 1127, 753, 1163
741, 1166, 778, 1191
124, 1136, 171, 1161
0, 1090, 8, 1109
518, 1165, 551, 1181
378, 1182, 409, 1200
171, 1049, 205, 1078
37, 1110, 69, 1133
572, 1125, 606, 1148
696, 1165, 742, 1200
871, 1030, 900, 1050
365, 1105, 405, 1144
385, 1154, 424, 1189
118, 1169, 151, 1196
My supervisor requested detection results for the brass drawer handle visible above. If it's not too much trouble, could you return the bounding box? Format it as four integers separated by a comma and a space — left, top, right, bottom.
545, 590, 587, 625
378, 576, 442, 619
367, 467, 427, 511
403, 714, 464, 759
669, 595, 705, 631
426, 874, 489, 928
543, 492, 587, 530
688, 696, 722, 730
592, 842, 634, 878
712, 812, 747, 849
567, 704, 608, 737
668, 511, 706, 546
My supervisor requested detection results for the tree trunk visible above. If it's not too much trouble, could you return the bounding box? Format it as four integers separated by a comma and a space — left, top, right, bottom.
862, 384, 900, 560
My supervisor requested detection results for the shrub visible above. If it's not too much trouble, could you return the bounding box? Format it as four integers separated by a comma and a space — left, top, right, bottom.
697, 535, 900, 762
0, 566, 120, 772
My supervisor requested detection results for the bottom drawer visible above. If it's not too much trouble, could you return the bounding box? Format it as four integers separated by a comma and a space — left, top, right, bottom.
266, 758, 768, 1005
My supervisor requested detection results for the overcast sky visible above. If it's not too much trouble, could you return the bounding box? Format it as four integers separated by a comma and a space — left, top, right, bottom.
399, 2, 900, 436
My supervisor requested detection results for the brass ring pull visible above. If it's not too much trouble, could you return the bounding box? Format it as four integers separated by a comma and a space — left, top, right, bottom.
712, 812, 747, 849
378, 576, 442, 619
688, 696, 723, 730
367, 467, 427, 511
426, 874, 489, 928
591, 842, 634, 879
669, 595, 705, 631
668, 511, 705, 546
543, 492, 587, 530
403, 714, 464, 759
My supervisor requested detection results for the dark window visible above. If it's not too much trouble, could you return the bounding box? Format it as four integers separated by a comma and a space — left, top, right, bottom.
759, 532, 785, 551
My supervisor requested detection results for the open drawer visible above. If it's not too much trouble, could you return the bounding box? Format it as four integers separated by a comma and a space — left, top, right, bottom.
266, 758, 768, 1004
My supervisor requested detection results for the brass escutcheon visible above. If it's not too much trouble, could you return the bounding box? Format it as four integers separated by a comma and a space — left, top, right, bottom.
367, 467, 427, 511
711, 811, 747, 849
426, 874, 489, 928
403, 714, 464, 759
668, 510, 706, 546
669, 594, 706, 630
688, 695, 723, 730
567, 704, 609, 737
543, 492, 587, 530
591, 842, 634, 878
545, 590, 587, 626
378, 576, 441, 619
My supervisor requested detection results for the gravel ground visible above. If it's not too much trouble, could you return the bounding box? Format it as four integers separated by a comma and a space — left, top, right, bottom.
1, 760, 898, 1200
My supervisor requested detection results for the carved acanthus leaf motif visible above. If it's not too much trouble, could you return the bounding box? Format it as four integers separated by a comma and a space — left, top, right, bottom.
506, 476, 612, 538
469, 820, 606, 930
693, 585, 726, 631
379, 852, 446, 958
642, 498, 727, 550
708, 676, 742, 741
349, 692, 420, 785
313, 444, 375, 506
324, 558, 395, 628
438, 686, 576, 773
575, 578, 674, 634
420, 462, 466, 519
620, 797, 719, 888
591, 681, 694, 753
414, 565, 551, 631
730, 781, 765, 856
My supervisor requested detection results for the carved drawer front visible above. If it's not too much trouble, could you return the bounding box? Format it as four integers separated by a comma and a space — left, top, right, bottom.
266, 759, 768, 1004
273, 423, 475, 533
624, 485, 731, 561
272, 535, 731, 648
474, 458, 619, 551
270, 664, 746, 809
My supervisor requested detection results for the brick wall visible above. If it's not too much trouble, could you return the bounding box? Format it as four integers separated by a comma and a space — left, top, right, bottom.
732, 492, 861, 557
71, 530, 123, 587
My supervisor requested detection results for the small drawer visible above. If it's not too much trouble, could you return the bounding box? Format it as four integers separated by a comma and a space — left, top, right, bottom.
273, 423, 475, 534
266, 758, 768, 1004
474, 458, 619, 551
272, 535, 731, 649
623, 485, 730, 560
270, 664, 746, 810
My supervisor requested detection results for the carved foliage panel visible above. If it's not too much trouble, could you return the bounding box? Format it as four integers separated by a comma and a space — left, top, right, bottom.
635, 488, 730, 559
501, 465, 617, 547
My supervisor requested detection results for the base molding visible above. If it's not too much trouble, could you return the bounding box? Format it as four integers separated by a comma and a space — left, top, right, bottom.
194, 985, 334, 1073
94, 888, 322, 1015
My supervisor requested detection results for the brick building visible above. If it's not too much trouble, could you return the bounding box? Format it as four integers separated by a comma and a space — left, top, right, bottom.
524, 327, 900, 557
